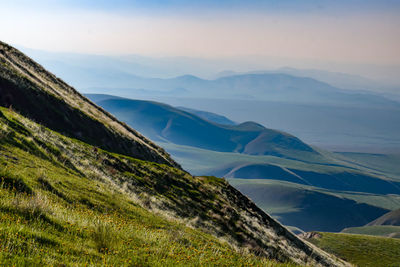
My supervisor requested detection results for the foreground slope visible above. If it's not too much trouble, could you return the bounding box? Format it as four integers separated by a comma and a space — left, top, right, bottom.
0, 41, 177, 168
0, 41, 347, 266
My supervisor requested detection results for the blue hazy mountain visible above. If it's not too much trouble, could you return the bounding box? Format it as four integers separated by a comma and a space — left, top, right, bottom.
81, 73, 400, 108
87, 94, 316, 158
215, 67, 400, 93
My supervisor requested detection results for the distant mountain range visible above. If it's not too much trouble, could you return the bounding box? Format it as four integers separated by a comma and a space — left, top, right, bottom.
215, 67, 400, 93
14, 46, 400, 153
83, 73, 400, 109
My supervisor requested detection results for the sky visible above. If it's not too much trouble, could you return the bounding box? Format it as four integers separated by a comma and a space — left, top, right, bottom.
1, 0, 400, 83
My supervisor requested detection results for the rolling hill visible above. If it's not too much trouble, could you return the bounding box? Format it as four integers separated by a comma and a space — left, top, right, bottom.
0, 41, 349, 266
229, 179, 389, 232
88, 94, 316, 158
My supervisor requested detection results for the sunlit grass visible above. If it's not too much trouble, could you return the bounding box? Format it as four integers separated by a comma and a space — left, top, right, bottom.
307, 232, 400, 267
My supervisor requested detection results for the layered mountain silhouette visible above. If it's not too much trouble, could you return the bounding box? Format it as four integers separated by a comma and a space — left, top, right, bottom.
87, 94, 316, 158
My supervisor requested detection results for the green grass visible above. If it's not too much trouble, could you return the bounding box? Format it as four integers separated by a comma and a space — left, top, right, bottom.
306, 232, 400, 267
342, 225, 400, 237
0, 107, 300, 266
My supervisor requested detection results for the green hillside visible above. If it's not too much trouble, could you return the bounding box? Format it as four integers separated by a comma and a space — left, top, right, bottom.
303, 232, 400, 267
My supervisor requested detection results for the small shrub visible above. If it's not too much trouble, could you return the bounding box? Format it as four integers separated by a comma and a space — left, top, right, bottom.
92, 220, 118, 253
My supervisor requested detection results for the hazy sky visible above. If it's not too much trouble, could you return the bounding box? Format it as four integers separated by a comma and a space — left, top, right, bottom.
1, 0, 400, 76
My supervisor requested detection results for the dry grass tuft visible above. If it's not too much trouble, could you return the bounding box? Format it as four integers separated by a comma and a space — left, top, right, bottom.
92, 220, 119, 253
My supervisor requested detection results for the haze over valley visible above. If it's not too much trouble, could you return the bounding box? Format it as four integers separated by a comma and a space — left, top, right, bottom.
1, 1, 400, 266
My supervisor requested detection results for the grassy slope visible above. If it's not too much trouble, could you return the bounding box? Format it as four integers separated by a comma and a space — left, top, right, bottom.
0, 107, 298, 266
305, 232, 400, 267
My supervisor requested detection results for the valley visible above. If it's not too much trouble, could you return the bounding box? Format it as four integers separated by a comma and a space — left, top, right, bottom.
88, 94, 400, 234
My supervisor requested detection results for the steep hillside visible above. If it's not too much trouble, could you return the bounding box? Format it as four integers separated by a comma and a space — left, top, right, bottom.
0, 41, 177, 168
367, 208, 400, 226
0, 41, 348, 266
88, 94, 316, 158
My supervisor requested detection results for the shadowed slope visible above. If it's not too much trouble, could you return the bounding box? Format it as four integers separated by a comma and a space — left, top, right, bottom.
229, 179, 389, 232
0, 41, 178, 168
367, 208, 400, 226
